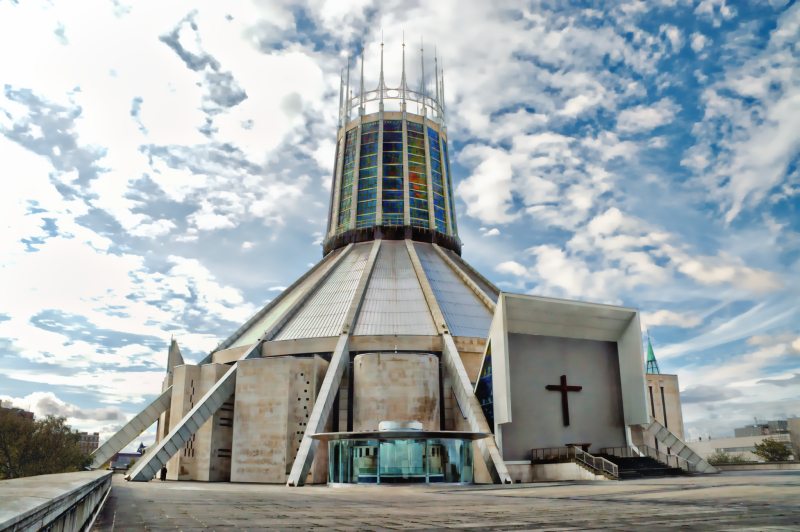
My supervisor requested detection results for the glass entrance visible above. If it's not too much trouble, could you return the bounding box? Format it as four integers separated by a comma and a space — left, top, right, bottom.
328, 438, 474, 484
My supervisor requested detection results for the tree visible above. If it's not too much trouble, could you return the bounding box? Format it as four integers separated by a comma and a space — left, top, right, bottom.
707, 451, 749, 465
752, 438, 792, 462
0, 410, 93, 479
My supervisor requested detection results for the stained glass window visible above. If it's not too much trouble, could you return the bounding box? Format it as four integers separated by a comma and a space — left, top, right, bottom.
337, 128, 358, 232
356, 121, 379, 228
474, 344, 494, 432
382, 120, 404, 226
407, 121, 429, 229
428, 127, 447, 234
442, 138, 458, 236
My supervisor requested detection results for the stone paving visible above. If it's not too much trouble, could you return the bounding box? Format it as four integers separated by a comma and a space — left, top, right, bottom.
92, 471, 800, 531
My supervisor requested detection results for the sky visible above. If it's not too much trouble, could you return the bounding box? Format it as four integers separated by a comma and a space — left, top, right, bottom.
1, 0, 798, 453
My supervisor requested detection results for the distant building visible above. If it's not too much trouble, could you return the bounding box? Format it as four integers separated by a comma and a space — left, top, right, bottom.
76, 432, 100, 454
689, 433, 793, 462
632, 338, 686, 454
734, 419, 790, 438
734, 425, 765, 437
0, 402, 34, 419
110, 452, 143, 469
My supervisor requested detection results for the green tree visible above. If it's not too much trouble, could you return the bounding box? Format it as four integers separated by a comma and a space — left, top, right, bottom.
707, 451, 749, 465
0, 410, 93, 479
752, 438, 792, 462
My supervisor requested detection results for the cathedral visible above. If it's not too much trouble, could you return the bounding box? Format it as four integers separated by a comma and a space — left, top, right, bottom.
91, 41, 715, 486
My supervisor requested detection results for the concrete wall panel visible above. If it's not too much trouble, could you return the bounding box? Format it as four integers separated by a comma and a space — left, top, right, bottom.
502, 334, 627, 460
353, 353, 440, 431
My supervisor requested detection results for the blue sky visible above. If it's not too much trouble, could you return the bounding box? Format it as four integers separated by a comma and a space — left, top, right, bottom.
1, 0, 798, 451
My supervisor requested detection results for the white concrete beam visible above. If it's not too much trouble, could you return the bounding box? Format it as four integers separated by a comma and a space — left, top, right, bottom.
127, 247, 357, 482
406, 241, 511, 484
443, 333, 512, 484
286, 334, 350, 486
643, 419, 717, 473
287, 240, 381, 486
91, 386, 172, 468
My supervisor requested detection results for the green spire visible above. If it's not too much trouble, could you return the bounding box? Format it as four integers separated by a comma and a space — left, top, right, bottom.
646, 336, 660, 374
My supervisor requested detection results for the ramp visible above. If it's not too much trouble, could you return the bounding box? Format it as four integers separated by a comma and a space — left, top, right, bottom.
642, 419, 717, 473
91, 386, 172, 469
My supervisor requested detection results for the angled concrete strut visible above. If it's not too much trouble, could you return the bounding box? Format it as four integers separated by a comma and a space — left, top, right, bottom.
442, 334, 512, 483
406, 240, 512, 484
91, 386, 173, 469
642, 419, 717, 473
287, 240, 382, 486
126, 355, 244, 481
127, 246, 356, 481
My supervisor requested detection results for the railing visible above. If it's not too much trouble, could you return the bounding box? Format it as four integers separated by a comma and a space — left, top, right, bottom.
601, 445, 698, 472
0, 470, 112, 532
531, 447, 618, 478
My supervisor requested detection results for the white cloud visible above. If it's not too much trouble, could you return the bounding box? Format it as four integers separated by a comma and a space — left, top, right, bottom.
0, 392, 126, 421
130, 219, 177, 238
616, 99, 680, 132
457, 146, 517, 224
641, 310, 703, 329
659, 24, 683, 52
690, 32, 709, 52
483, 228, 500, 236
495, 261, 529, 277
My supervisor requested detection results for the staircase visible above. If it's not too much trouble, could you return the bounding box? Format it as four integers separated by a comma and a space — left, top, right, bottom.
596, 453, 687, 480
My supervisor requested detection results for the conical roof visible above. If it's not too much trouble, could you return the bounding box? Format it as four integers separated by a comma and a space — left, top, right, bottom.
167, 338, 184, 375
211, 240, 500, 356
646, 338, 660, 374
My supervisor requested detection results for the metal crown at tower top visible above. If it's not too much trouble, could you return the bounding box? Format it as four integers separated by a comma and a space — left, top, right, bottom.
324, 37, 460, 257
337, 37, 448, 128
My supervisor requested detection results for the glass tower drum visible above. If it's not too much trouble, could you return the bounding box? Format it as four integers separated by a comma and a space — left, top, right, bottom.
324, 43, 461, 256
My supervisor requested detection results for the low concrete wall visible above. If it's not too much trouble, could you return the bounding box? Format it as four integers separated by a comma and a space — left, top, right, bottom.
0, 470, 112, 532
505, 461, 608, 482
715, 462, 800, 472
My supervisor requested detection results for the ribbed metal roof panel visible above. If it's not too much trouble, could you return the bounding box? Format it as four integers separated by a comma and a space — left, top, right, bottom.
353, 241, 437, 336
441, 248, 500, 303
228, 248, 344, 348
273, 242, 373, 341
413, 242, 493, 338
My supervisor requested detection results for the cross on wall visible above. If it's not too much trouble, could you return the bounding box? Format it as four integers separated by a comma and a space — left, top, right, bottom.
545, 375, 582, 427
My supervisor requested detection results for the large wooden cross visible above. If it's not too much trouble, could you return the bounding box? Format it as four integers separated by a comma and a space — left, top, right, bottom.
546, 375, 582, 426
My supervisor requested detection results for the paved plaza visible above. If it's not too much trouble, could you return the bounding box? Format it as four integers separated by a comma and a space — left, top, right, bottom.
92, 471, 800, 531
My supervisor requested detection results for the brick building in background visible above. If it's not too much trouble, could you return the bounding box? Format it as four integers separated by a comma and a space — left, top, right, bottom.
77, 432, 100, 454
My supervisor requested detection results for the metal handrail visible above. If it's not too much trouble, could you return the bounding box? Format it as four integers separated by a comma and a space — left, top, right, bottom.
600, 445, 698, 472
531, 447, 618, 478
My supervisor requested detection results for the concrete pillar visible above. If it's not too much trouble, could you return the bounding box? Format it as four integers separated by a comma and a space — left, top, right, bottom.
231, 356, 330, 484
166, 363, 233, 481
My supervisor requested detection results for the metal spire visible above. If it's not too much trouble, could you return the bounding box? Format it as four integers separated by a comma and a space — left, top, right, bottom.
440, 59, 446, 122
401, 32, 406, 112
645, 329, 661, 374
420, 37, 425, 116
338, 68, 344, 127
434, 48, 440, 121
359, 43, 365, 115
345, 54, 351, 124
379, 32, 385, 109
